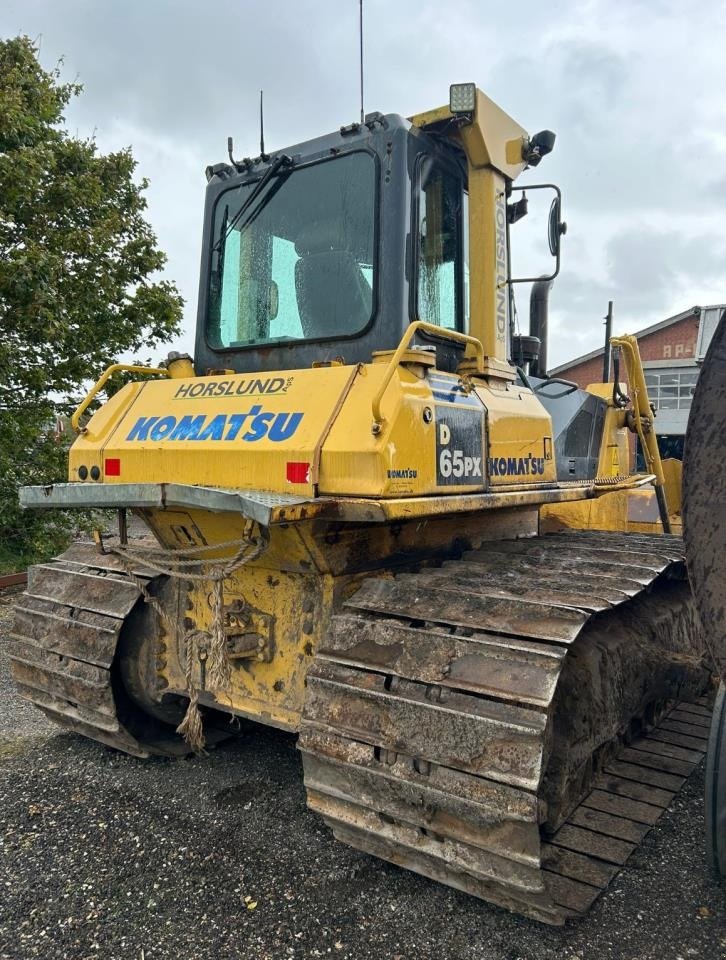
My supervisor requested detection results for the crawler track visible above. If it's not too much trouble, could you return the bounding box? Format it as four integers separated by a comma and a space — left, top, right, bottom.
299, 532, 709, 924
8, 543, 187, 758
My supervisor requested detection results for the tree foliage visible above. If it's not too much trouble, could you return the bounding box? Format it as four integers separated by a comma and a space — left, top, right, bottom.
0, 415, 70, 571
0, 36, 183, 569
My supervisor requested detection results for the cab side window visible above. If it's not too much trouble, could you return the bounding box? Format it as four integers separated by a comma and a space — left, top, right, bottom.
416, 159, 465, 331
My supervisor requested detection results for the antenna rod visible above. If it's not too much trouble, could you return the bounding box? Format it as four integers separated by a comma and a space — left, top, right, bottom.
260, 89, 266, 158
359, 0, 364, 124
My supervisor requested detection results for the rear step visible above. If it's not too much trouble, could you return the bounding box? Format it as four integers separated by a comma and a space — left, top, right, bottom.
300, 532, 709, 924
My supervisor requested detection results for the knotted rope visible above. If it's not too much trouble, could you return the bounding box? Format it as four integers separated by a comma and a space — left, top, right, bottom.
110, 524, 267, 751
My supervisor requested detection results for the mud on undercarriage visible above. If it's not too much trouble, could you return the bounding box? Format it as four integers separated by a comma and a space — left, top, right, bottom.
9, 532, 710, 924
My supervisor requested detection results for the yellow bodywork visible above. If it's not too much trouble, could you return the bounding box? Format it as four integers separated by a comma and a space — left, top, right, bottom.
411, 90, 529, 377
540, 357, 676, 536
65, 322, 659, 729
144, 504, 540, 730
67, 317, 578, 729
70, 347, 557, 498
56, 86, 673, 731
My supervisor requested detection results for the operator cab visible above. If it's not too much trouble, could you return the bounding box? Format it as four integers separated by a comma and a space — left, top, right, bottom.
195, 112, 470, 375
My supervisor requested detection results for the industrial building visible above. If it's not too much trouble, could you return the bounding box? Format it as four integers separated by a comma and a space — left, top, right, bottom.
551, 304, 725, 464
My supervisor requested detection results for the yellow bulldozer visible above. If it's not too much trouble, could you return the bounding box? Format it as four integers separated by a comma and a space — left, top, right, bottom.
10, 84, 711, 924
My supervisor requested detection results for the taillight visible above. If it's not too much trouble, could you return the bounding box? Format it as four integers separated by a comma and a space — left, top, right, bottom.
286, 462, 310, 484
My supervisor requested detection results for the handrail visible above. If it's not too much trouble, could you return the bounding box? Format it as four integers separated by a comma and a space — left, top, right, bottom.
371, 321, 484, 431
71, 363, 169, 432
610, 335, 671, 532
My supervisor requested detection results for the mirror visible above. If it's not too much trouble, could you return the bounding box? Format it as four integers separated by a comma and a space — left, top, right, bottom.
509, 183, 566, 285
548, 196, 566, 258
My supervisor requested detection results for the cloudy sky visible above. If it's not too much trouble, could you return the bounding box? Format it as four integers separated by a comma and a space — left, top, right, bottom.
2, 0, 724, 367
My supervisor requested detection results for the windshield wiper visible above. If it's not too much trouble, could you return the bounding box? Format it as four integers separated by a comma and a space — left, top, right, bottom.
213, 204, 229, 265
212, 153, 293, 253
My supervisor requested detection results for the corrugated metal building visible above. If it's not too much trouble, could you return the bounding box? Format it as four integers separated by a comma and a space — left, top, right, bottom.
550, 304, 725, 465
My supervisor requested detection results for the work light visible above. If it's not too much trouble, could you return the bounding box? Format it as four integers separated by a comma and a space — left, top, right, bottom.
449, 83, 476, 115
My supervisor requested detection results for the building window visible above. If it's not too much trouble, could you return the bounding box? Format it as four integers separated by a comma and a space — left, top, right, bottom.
644, 369, 698, 411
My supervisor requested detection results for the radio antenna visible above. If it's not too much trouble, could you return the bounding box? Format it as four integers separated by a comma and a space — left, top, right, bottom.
259, 89, 268, 160
359, 0, 364, 124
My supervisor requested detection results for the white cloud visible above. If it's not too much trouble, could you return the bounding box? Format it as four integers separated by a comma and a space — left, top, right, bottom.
2, 0, 723, 369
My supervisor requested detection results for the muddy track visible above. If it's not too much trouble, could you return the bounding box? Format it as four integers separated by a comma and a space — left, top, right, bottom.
299, 531, 710, 924
6, 531, 711, 924
6, 544, 188, 759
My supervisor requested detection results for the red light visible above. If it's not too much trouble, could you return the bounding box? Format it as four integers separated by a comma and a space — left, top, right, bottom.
104, 458, 121, 477
286, 461, 310, 484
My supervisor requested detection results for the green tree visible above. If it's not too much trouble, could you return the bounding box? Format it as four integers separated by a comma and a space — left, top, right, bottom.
0, 36, 183, 570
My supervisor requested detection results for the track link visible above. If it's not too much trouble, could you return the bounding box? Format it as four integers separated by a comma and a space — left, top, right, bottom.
9, 542, 186, 758
299, 532, 709, 924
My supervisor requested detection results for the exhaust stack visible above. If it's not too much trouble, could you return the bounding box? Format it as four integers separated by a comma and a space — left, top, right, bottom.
529, 277, 554, 378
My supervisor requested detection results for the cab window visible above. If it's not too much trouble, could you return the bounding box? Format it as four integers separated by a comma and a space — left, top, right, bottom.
415, 159, 466, 331
208, 152, 375, 349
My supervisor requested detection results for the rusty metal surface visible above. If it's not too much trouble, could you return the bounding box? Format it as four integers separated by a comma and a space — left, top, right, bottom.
299, 531, 708, 924
19, 482, 314, 526
304, 660, 547, 791
541, 712, 709, 917
8, 548, 188, 758
347, 576, 588, 644
0, 571, 27, 588
12, 595, 120, 667
444, 554, 644, 601
548, 824, 635, 865
474, 536, 672, 570
301, 732, 540, 864
27, 564, 141, 618
541, 530, 686, 563
322, 613, 566, 709
541, 844, 619, 888
408, 568, 613, 613
58, 540, 160, 577
464, 550, 668, 587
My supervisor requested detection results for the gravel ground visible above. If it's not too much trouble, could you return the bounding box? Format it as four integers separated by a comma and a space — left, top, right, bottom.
0, 592, 723, 960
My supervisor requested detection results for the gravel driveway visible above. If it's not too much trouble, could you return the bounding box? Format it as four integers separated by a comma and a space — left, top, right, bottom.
0, 593, 723, 960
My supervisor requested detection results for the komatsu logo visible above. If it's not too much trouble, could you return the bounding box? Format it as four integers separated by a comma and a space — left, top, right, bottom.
125, 406, 303, 443
488, 455, 546, 477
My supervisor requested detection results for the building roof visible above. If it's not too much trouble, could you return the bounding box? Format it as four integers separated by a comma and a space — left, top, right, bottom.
549, 305, 700, 375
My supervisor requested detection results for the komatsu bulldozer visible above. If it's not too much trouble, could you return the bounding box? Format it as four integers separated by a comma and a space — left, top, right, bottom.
10, 84, 712, 924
